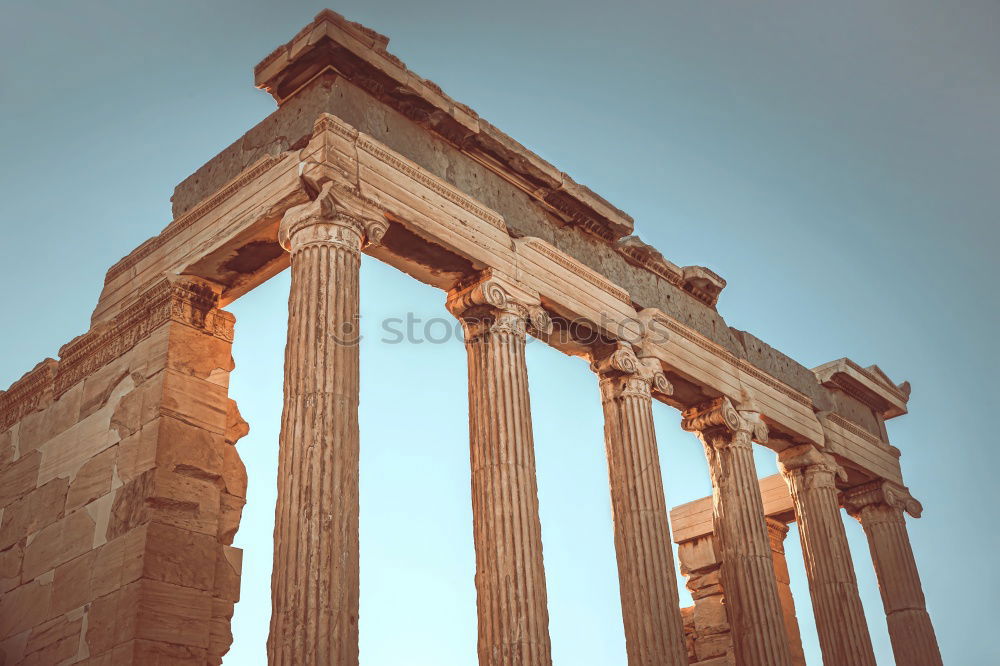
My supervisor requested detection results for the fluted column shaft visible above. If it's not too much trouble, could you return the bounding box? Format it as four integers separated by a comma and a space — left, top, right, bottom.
780, 446, 875, 666
449, 277, 553, 666
845, 483, 942, 666
682, 398, 792, 666
593, 347, 687, 665
268, 184, 385, 666
766, 519, 806, 666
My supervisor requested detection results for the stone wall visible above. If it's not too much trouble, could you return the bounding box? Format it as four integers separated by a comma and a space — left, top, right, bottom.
0, 278, 247, 665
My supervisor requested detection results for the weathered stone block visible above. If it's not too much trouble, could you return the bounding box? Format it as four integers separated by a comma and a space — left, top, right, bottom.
0, 477, 68, 550
0, 629, 29, 665
135, 579, 212, 648
22, 613, 84, 665
79, 357, 133, 420
47, 383, 84, 443
213, 545, 242, 603
66, 445, 118, 511
158, 370, 229, 435
86, 583, 139, 656
0, 541, 23, 593
678, 536, 720, 575
0, 425, 16, 466
217, 493, 244, 546
223, 399, 248, 446
115, 638, 208, 665
167, 325, 235, 382
694, 632, 732, 661
90, 526, 146, 598
52, 550, 97, 615
220, 444, 247, 498
108, 468, 221, 540
142, 522, 218, 591
116, 426, 155, 484
22, 506, 96, 582
0, 577, 53, 639
0, 451, 40, 508
154, 416, 227, 482
693, 595, 729, 635
208, 597, 235, 661
16, 410, 56, 458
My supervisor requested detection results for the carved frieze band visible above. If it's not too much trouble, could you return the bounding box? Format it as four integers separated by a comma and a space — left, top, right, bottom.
356, 136, 508, 233
0, 359, 58, 432
54, 278, 234, 398
826, 412, 883, 447
647, 312, 812, 408
105, 154, 287, 283
523, 238, 631, 304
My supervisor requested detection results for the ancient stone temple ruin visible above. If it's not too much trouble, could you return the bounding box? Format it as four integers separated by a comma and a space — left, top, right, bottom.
0, 10, 941, 665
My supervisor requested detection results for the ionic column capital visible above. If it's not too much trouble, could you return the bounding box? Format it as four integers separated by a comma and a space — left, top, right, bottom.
778, 444, 847, 486
590, 343, 673, 401
445, 271, 552, 341
681, 396, 768, 447
278, 181, 388, 254
842, 480, 923, 519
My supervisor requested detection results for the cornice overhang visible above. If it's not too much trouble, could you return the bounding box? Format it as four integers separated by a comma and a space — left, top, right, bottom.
813, 358, 909, 419
253, 9, 634, 244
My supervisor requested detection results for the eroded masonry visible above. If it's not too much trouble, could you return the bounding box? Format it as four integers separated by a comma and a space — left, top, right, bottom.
0, 10, 941, 666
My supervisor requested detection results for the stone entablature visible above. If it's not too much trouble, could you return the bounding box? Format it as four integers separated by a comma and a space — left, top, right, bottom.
82, 106, 904, 489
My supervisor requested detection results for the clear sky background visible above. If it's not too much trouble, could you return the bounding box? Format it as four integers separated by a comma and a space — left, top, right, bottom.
1, 1, 998, 664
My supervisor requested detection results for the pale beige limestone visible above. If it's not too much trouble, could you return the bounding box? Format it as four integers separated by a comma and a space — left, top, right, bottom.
843, 481, 943, 666
779, 444, 876, 665
765, 518, 806, 666
591, 344, 687, 665
447, 273, 553, 666
681, 397, 792, 666
267, 182, 386, 666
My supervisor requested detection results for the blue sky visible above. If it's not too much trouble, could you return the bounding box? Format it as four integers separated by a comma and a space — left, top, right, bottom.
1, 1, 997, 663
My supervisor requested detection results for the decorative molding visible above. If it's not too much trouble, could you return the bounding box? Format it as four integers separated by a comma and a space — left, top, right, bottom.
315, 113, 360, 142
105, 155, 286, 283
357, 137, 508, 233
523, 238, 631, 304
826, 413, 883, 447
0, 359, 58, 431
844, 359, 908, 403
54, 278, 234, 398
645, 310, 813, 409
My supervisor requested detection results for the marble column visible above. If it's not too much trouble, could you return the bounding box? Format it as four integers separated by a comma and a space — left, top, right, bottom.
779, 445, 876, 666
268, 183, 386, 666
766, 518, 806, 666
844, 481, 943, 666
447, 274, 553, 666
591, 345, 688, 666
681, 397, 792, 666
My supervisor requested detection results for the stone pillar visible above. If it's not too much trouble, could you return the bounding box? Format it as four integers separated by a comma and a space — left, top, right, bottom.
778, 445, 876, 666
447, 273, 553, 666
766, 518, 806, 666
591, 344, 687, 666
843, 481, 943, 666
267, 183, 387, 666
681, 397, 791, 666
